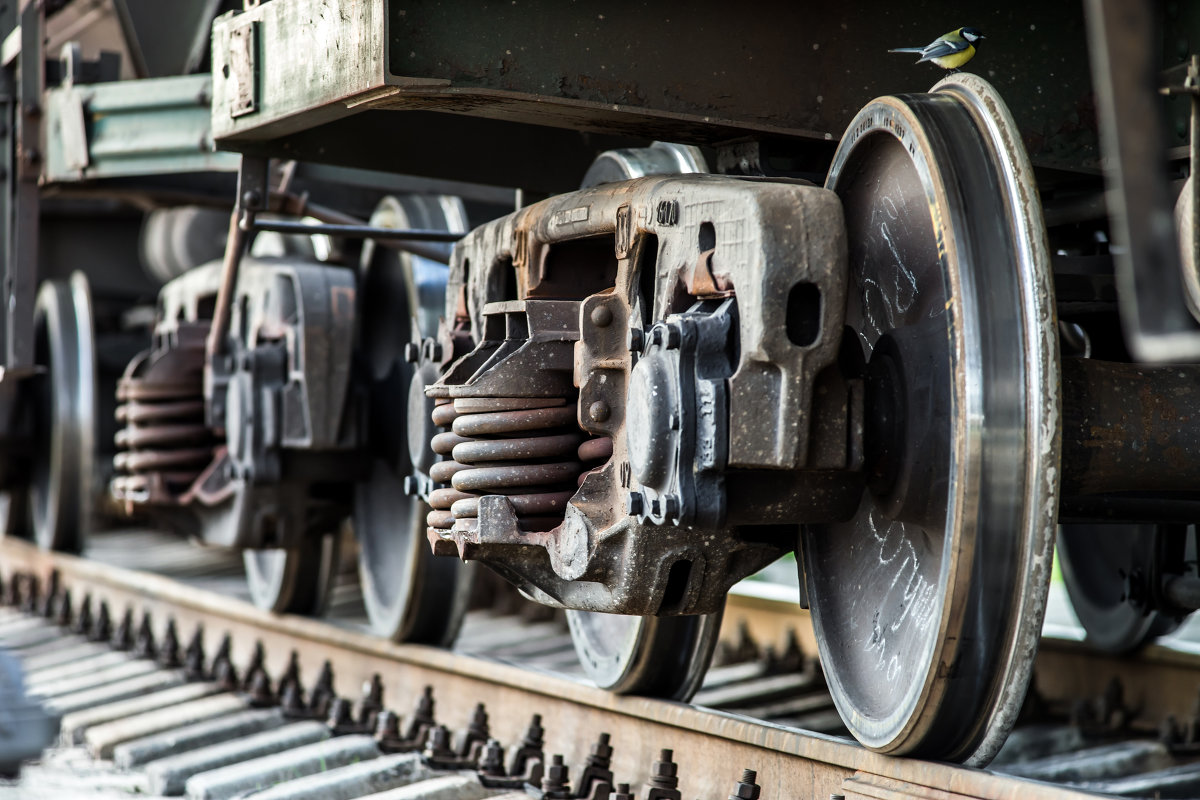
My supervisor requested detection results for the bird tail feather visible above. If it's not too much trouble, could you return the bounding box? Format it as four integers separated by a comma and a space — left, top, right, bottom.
888, 47, 924, 53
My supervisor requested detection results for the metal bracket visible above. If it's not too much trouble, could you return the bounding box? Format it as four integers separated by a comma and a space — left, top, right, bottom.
205, 154, 267, 427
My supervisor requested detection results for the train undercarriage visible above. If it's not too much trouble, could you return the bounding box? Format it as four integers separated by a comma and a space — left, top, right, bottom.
1, 0, 1199, 768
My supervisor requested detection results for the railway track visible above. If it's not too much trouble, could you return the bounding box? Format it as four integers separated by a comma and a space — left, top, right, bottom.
0, 533, 1198, 799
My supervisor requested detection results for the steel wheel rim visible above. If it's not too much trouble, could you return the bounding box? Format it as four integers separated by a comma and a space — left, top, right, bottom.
567, 606, 723, 699
356, 194, 472, 644
566, 142, 721, 700
1058, 524, 1180, 652
244, 533, 339, 615
29, 273, 96, 553
806, 75, 1058, 763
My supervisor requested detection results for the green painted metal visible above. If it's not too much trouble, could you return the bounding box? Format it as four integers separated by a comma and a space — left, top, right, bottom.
45, 73, 238, 184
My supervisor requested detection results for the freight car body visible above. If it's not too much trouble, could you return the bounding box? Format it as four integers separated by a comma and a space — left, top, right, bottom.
3, 0, 1200, 768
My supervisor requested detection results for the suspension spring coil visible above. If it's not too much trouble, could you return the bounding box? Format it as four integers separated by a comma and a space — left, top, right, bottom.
112, 324, 219, 508
426, 397, 602, 533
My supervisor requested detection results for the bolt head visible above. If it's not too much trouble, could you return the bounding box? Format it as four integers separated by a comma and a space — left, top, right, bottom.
402, 475, 417, 495
627, 327, 645, 352
625, 491, 644, 516
590, 305, 614, 328
731, 784, 761, 800
664, 324, 682, 349
588, 401, 611, 422
664, 495, 680, 517
650, 497, 662, 517
403, 342, 421, 363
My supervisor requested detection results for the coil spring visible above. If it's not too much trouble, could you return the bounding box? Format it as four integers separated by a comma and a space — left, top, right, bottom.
426, 397, 610, 533
112, 334, 217, 507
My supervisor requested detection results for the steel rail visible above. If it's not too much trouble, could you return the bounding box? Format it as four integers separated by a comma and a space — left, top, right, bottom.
0, 537, 1095, 799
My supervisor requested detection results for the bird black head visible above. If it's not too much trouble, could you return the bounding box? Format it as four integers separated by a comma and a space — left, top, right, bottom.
961, 27, 985, 43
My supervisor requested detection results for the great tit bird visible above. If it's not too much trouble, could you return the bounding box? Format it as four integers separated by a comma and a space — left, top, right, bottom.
889, 27, 985, 70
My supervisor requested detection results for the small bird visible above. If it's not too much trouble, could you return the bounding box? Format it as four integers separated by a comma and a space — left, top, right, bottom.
889, 27, 985, 71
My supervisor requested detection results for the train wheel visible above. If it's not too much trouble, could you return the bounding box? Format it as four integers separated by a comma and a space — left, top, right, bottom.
565, 143, 722, 700
803, 75, 1059, 764
244, 534, 339, 615
27, 273, 96, 553
356, 195, 473, 644
1058, 524, 1182, 652
567, 608, 723, 699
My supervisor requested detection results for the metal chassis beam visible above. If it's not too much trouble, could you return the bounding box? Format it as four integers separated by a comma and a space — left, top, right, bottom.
209, 0, 1101, 180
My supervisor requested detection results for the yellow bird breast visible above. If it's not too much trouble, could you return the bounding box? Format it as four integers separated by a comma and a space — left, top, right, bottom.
931, 44, 976, 70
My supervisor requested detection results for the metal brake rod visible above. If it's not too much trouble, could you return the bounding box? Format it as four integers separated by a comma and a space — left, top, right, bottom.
247, 219, 463, 243
247, 219, 458, 263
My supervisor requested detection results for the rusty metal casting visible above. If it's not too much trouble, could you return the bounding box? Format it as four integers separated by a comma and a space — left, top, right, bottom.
424, 175, 846, 616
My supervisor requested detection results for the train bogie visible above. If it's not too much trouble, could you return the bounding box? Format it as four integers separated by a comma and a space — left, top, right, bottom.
3, 0, 1200, 769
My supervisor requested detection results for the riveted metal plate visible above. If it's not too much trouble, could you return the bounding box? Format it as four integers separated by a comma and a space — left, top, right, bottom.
228, 22, 258, 118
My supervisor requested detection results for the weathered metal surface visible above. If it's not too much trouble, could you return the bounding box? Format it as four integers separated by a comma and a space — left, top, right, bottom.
113, 252, 358, 553
44, 73, 237, 183
808, 74, 1060, 764
1059, 358, 1200, 497
211, 0, 1101, 175
1084, 0, 1200, 362
426, 174, 844, 616
0, 537, 1097, 799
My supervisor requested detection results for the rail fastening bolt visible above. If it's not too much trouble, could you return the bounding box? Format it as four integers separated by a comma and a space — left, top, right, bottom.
541, 753, 570, 796
111, 606, 132, 650
730, 768, 760, 800
71, 593, 92, 636
649, 748, 678, 788
54, 589, 73, 628
478, 738, 505, 776
424, 724, 455, 760
158, 620, 181, 667
413, 685, 436, 725
468, 702, 489, 738
91, 601, 112, 643
249, 669, 275, 708
327, 696, 355, 730
280, 681, 308, 717
589, 732, 613, 765
374, 709, 400, 739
